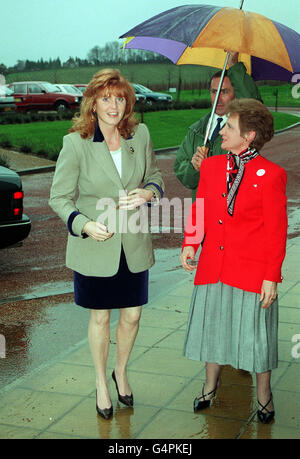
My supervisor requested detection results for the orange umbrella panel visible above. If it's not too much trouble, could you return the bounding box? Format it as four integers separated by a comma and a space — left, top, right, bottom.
191, 8, 293, 72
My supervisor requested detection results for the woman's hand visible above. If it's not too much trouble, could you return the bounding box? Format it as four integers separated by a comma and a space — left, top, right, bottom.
118, 188, 154, 210
82, 221, 114, 242
260, 280, 278, 309
180, 246, 197, 272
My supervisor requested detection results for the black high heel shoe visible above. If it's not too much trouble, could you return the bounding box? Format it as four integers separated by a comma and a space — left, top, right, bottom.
112, 370, 134, 407
194, 383, 218, 412
257, 393, 275, 424
96, 391, 113, 420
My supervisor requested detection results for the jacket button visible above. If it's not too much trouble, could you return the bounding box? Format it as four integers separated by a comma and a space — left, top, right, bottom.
219, 219, 223, 224
220, 246, 224, 250
222, 192, 227, 197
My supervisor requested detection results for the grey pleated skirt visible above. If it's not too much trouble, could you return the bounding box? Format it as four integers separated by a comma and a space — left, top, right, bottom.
183, 282, 278, 373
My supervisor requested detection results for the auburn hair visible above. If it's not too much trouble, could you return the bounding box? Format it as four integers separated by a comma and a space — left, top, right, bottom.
225, 98, 274, 150
69, 69, 138, 139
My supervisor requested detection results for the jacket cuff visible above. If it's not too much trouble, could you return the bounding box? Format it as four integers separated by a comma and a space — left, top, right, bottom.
67, 211, 89, 238
143, 182, 164, 206
263, 268, 283, 284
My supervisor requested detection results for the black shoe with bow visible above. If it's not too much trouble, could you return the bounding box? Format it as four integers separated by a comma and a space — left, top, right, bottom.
194, 383, 218, 412
257, 393, 275, 424
112, 370, 134, 407
96, 391, 113, 420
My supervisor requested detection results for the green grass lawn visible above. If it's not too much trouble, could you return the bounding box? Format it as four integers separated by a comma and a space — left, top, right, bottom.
0, 110, 298, 158
0, 120, 70, 160
139, 110, 299, 148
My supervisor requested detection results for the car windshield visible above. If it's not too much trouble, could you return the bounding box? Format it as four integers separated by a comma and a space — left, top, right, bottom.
42, 82, 60, 93
62, 85, 80, 94
134, 84, 153, 94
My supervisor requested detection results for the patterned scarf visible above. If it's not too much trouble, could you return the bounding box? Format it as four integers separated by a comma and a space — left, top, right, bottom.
227, 147, 259, 216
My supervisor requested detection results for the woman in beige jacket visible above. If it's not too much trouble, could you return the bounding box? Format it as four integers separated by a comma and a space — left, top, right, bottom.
49, 69, 164, 419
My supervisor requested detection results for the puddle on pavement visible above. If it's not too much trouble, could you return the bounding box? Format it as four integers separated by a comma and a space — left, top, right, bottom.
0, 297, 89, 390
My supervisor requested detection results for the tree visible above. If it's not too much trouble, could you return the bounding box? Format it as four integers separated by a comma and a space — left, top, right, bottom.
0, 63, 8, 76
86, 41, 169, 66
64, 57, 76, 68
87, 46, 102, 65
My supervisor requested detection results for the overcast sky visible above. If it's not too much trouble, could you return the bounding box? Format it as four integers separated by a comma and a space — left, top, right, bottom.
1, 0, 300, 67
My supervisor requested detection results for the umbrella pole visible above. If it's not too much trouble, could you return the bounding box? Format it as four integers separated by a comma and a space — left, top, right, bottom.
203, 51, 230, 146
204, 0, 245, 146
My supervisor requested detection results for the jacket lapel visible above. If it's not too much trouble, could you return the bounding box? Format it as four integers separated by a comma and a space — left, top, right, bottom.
87, 138, 124, 190
120, 136, 136, 189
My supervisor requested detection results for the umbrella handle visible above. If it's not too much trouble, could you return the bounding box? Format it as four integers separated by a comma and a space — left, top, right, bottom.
204, 0, 244, 146
204, 51, 230, 147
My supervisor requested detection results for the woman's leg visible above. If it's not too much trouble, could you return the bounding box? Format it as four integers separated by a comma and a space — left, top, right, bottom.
256, 370, 274, 411
114, 305, 142, 395
88, 309, 111, 409
198, 362, 222, 399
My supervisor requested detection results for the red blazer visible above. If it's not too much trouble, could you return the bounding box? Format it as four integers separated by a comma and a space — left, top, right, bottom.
183, 154, 287, 294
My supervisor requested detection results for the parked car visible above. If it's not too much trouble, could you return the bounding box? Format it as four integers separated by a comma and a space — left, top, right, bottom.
0, 86, 16, 112
8, 81, 80, 112
0, 166, 31, 248
54, 84, 83, 101
74, 84, 87, 93
132, 84, 173, 105
134, 93, 146, 104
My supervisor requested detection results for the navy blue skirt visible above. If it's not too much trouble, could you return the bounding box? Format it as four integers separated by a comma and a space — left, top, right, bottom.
73, 247, 148, 310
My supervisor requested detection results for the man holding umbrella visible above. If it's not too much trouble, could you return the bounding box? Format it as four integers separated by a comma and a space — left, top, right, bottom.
174, 51, 261, 201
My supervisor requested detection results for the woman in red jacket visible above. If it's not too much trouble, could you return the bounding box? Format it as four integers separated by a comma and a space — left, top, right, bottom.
181, 99, 287, 424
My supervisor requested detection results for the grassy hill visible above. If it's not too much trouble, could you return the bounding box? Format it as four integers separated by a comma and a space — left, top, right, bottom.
5, 63, 214, 89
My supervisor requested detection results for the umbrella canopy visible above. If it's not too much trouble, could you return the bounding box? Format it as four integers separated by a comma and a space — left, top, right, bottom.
120, 4, 300, 81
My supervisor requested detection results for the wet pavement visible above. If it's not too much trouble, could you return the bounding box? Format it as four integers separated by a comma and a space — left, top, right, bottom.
0, 121, 300, 439
0, 248, 184, 391
0, 235, 300, 439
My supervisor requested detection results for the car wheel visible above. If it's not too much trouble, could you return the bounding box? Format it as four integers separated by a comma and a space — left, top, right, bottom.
146, 99, 153, 106
55, 101, 68, 112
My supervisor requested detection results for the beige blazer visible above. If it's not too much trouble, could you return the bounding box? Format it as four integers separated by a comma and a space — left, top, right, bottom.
49, 123, 164, 276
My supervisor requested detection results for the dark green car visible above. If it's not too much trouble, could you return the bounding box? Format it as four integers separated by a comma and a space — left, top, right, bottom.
0, 166, 31, 248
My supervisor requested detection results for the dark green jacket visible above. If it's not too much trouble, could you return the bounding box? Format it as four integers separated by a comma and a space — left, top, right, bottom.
174, 62, 261, 201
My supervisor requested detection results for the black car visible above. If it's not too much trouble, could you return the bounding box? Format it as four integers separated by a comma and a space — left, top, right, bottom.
0, 86, 15, 112
0, 166, 31, 248
132, 84, 173, 105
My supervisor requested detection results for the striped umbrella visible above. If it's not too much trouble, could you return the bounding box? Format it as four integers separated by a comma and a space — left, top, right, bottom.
120, 3, 300, 143
120, 3, 300, 81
